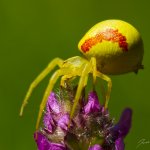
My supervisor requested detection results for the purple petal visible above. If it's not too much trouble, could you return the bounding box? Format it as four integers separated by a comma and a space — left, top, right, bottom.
115, 138, 125, 150
49, 143, 67, 150
89, 144, 103, 150
46, 92, 60, 114
57, 113, 70, 131
34, 132, 52, 150
84, 91, 101, 115
43, 112, 55, 132
34, 132, 66, 150
115, 108, 132, 138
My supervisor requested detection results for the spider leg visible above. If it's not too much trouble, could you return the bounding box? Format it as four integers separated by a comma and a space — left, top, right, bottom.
90, 57, 112, 108
100, 80, 106, 102
35, 69, 67, 130
20, 58, 63, 116
60, 73, 88, 91
83, 74, 88, 87
96, 71, 112, 109
90, 57, 97, 85
60, 74, 75, 87
70, 64, 90, 119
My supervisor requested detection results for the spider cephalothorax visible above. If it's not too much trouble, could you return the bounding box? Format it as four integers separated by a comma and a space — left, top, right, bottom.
20, 19, 144, 132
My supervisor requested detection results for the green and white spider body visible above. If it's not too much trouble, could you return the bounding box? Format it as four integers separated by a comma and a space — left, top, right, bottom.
20, 19, 144, 131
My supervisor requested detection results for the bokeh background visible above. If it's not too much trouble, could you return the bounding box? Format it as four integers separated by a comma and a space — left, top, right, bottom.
0, 0, 149, 149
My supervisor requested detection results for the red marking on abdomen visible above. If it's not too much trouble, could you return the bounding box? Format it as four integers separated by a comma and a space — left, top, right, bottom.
81, 28, 128, 53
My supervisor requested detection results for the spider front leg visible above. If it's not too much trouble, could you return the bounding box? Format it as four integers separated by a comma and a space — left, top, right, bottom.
70, 58, 97, 118
90, 57, 97, 85
36, 68, 68, 130
70, 64, 90, 119
60, 74, 75, 87
96, 71, 112, 109
20, 58, 63, 116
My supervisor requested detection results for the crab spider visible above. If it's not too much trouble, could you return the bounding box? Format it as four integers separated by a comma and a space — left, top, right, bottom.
20, 19, 144, 131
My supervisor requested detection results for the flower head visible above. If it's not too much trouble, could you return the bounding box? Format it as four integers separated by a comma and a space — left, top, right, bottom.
34, 86, 132, 150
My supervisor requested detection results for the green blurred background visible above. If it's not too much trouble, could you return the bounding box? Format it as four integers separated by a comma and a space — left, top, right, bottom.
0, 0, 149, 149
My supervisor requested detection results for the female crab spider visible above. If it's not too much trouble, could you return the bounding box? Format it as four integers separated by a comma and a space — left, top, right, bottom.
20, 19, 144, 131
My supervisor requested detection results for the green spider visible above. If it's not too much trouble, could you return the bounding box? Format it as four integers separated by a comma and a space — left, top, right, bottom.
20, 19, 144, 131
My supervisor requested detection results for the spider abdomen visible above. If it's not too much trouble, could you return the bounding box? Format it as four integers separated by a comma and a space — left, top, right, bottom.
78, 20, 144, 74
81, 28, 128, 53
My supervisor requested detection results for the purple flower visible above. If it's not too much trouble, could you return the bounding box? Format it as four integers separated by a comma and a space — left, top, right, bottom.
34, 132, 67, 150
84, 91, 102, 114
89, 144, 103, 150
114, 108, 132, 138
115, 138, 125, 150
57, 113, 70, 131
43, 92, 70, 133
34, 87, 132, 150
46, 92, 60, 114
